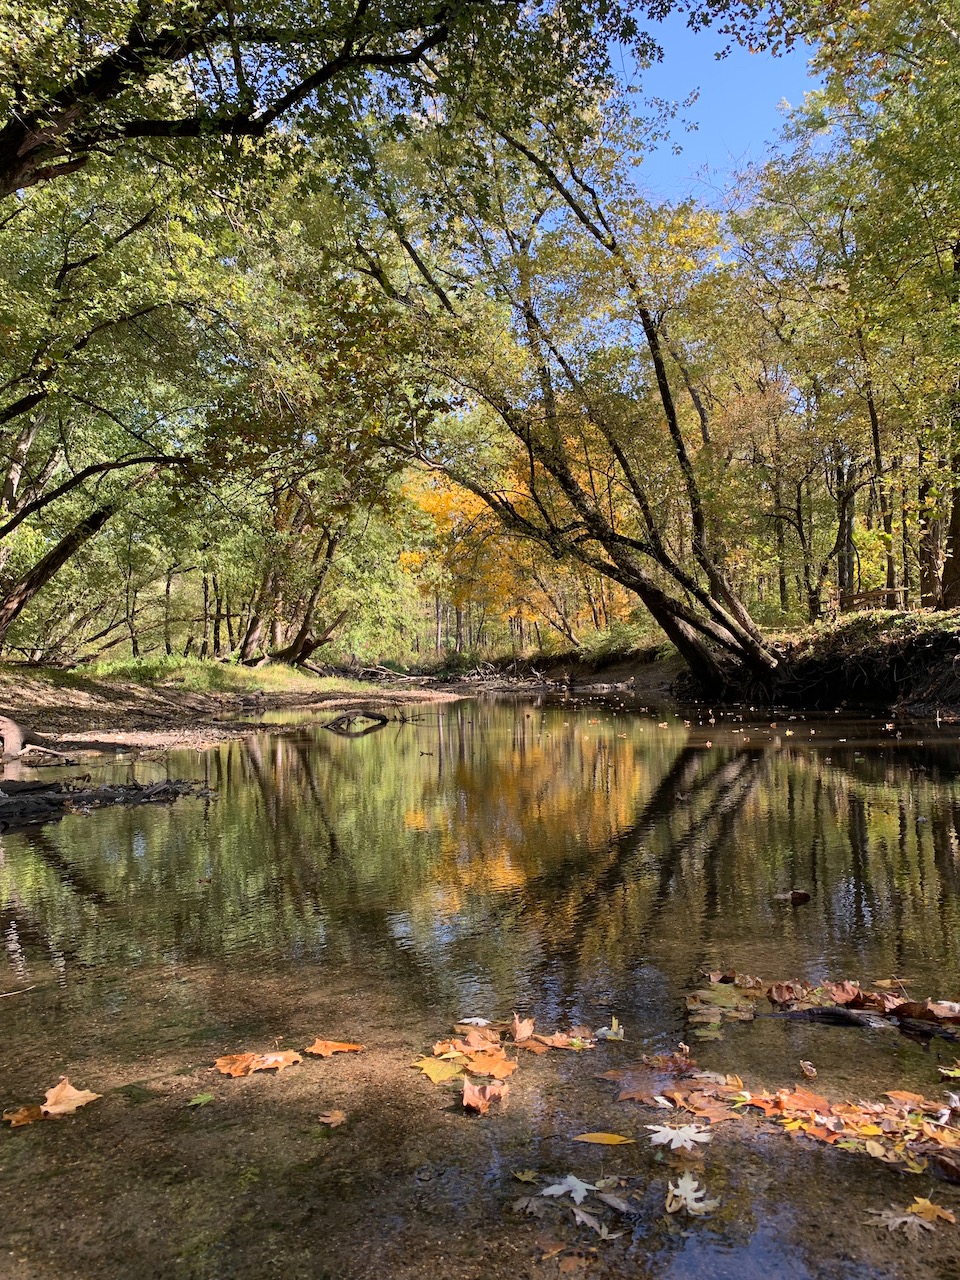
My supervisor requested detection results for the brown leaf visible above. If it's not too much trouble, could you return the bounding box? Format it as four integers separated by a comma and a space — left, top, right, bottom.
799, 1060, 818, 1078
453, 1023, 501, 1046
304, 1040, 364, 1057
41, 1078, 101, 1117
510, 1012, 534, 1042
823, 980, 861, 1005
516, 1038, 550, 1054
767, 980, 809, 1006
319, 1109, 347, 1127
3, 1105, 44, 1127
462, 1078, 508, 1114
215, 1051, 302, 1076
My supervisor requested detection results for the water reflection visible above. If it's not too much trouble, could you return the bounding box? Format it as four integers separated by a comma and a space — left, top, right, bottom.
3, 700, 960, 1042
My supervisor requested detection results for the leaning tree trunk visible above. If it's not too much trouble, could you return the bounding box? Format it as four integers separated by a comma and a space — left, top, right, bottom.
0, 502, 117, 644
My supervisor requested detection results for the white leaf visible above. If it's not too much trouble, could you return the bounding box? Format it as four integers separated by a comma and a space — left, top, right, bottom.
541, 1174, 597, 1205
571, 1206, 602, 1232
665, 1172, 720, 1216
653, 1095, 674, 1108
597, 1015, 625, 1041
646, 1123, 712, 1152
459, 1016, 491, 1026
867, 1208, 935, 1240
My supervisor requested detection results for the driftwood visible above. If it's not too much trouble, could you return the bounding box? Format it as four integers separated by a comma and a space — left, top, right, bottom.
322, 711, 391, 737
0, 777, 214, 832
770, 1005, 960, 1042
0, 714, 70, 761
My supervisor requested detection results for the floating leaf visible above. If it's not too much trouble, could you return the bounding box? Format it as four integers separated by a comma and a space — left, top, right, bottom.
215, 1051, 301, 1076
459, 1017, 491, 1027
318, 1109, 347, 1127
462, 1078, 508, 1114
41, 1078, 101, 1116
572, 1132, 634, 1145
799, 1061, 818, 1078
646, 1123, 712, 1152
513, 1169, 539, 1183
304, 1040, 364, 1057
511, 1012, 534, 1042
665, 1172, 719, 1216
596, 1192, 637, 1214
187, 1093, 214, 1108
541, 1174, 596, 1205
463, 1050, 517, 1080
597, 1016, 624, 1041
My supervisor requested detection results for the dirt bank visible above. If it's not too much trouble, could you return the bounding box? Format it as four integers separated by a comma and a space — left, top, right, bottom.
0, 667, 461, 758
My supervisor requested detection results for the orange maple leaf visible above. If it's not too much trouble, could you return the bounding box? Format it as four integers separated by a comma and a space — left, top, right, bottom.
304, 1040, 364, 1058
463, 1078, 509, 1114
2, 1105, 44, 1127
463, 1051, 518, 1080
215, 1051, 302, 1076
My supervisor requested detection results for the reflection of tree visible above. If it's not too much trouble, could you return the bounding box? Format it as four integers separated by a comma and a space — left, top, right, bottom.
4, 707, 960, 1012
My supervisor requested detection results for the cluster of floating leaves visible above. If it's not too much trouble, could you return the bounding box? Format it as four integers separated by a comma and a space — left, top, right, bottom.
686, 969, 960, 1042
413, 1012, 604, 1114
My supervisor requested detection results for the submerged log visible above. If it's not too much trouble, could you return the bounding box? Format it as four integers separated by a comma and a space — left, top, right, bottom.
0, 777, 215, 832
322, 711, 391, 738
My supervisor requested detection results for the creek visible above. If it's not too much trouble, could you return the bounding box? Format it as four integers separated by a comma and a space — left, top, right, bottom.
3, 695, 960, 1278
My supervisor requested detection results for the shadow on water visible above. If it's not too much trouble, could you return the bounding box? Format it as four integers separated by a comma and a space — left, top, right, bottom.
3, 699, 960, 1278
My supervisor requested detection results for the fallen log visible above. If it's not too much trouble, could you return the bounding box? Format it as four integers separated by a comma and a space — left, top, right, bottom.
0, 777, 215, 832
0, 714, 70, 761
322, 712, 391, 737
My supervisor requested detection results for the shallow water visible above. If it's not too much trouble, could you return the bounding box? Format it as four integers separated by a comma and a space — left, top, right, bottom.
4, 697, 960, 1278
4, 698, 960, 1084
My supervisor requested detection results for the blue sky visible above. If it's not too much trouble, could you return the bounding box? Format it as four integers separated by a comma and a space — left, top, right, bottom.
618, 11, 820, 200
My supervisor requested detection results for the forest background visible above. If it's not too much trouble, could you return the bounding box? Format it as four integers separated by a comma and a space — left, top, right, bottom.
2, 0, 958, 691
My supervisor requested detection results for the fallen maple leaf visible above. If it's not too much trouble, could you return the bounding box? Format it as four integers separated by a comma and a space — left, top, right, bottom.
665, 1172, 719, 1216
413, 1056, 463, 1084
319, 1109, 346, 1127
304, 1040, 364, 1057
511, 1012, 534, 1042
799, 1060, 818, 1078
462, 1078, 508, 1114
463, 1050, 518, 1080
572, 1132, 634, 1145
595, 1191, 637, 1214
459, 1017, 491, 1027
214, 1051, 302, 1076
646, 1123, 712, 1152
42, 1078, 101, 1117
187, 1093, 214, 1108
513, 1169, 539, 1183
541, 1174, 596, 1205
2, 1105, 43, 1127
908, 1197, 956, 1224
868, 1207, 935, 1240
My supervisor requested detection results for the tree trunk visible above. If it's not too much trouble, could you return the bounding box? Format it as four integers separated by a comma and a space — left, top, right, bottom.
0, 502, 117, 643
